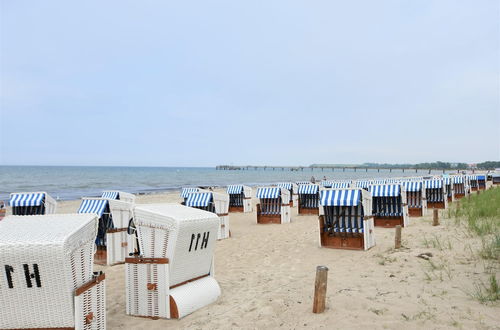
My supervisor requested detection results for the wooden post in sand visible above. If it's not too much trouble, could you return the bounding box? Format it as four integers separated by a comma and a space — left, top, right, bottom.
432, 209, 439, 226
313, 266, 328, 313
395, 225, 402, 249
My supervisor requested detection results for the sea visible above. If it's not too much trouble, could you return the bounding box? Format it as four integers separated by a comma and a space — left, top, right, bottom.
0, 165, 453, 201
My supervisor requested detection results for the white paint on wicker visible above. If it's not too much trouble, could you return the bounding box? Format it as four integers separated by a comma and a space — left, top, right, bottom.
0, 214, 104, 329
169, 276, 221, 318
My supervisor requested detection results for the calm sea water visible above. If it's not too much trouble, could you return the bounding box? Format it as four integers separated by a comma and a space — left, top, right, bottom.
0, 166, 451, 201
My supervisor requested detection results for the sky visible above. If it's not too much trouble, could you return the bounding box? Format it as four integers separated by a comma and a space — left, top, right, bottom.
0, 0, 499, 167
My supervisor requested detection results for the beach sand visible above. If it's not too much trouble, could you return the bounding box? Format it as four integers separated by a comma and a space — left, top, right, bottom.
51, 191, 499, 329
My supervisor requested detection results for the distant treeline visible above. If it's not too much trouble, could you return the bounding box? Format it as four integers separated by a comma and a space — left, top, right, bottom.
477, 161, 500, 170
362, 161, 500, 170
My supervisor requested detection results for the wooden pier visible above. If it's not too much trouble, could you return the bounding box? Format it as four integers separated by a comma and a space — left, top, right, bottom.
215, 165, 463, 174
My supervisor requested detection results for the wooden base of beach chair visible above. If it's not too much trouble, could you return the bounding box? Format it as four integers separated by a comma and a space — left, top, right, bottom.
298, 206, 319, 215
455, 193, 465, 200
320, 233, 365, 250
256, 213, 282, 224
229, 205, 244, 213
408, 208, 423, 217
374, 216, 404, 228
427, 202, 446, 209
471, 187, 478, 192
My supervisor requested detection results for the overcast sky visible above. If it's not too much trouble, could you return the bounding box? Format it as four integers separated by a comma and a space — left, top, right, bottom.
1, 0, 499, 167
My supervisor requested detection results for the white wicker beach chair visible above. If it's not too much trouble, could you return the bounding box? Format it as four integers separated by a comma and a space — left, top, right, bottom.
226, 185, 253, 213
255, 187, 291, 224
126, 204, 221, 320
102, 190, 136, 203
9, 191, 57, 215
106, 199, 136, 265
0, 214, 106, 329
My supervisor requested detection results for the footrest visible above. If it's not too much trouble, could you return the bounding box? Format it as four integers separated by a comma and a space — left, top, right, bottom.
169, 276, 221, 319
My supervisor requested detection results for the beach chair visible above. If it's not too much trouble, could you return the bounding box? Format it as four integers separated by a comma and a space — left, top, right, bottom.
467, 175, 479, 192
476, 175, 487, 190
354, 180, 371, 191
185, 191, 230, 240
226, 185, 252, 213
256, 187, 291, 224
331, 181, 351, 189
180, 187, 200, 205
451, 175, 468, 199
77, 197, 119, 265
492, 173, 500, 185
443, 177, 454, 203
297, 184, 320, 215
0, 214, 106, 329
276, 182, 298, 207
9, 191, 57, 216
101, 190, 136, 203
318, 189, 375, 250
424, 179, 447, 209
369, 184, 409, 227
402, 181, 427, 217
125, 204, 221, 320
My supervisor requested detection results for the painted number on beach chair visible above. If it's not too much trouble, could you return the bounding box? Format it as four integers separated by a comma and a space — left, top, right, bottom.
188, 232, 210, 252
3, 264, 42, 289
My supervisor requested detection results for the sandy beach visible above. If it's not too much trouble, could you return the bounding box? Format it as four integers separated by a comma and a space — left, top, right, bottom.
47, 189, 500, 330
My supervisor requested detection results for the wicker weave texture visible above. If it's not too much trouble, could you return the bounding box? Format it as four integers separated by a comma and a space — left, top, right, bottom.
218, 215, 230, 239
133, 204, 219, 287
126, 263, 169, 319
109, 200, 134, 228
280, 205, 291, 224
106, 231, 128, 265
0, 214, 98, 329
74, 277, 106, 330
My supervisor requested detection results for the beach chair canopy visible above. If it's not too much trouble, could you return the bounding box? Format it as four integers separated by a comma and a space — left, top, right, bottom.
467, 175, 477, 180
452, 176, 464, 184
227, 185, 243, 195
477, 175, 486, 180
402, 181, 422, 192
256, 187, 281, 199
181, 187, 200, 198
9, 192, 46, 207
331, 182, 351, 189
186, 192, 213, 207
355, 180, 371, 189
101, 191, 119, 199
276, 182, 293, 190
425, 180, 443, 189
443, 177, 451, 185
369, 184, 401, 197
77, 198, 109, 217
320, 189, 362, 206
297, 184, 319, 194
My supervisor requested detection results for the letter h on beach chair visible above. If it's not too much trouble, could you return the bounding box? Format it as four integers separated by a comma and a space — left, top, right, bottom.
125, 204, 221, 320
0, 214, 106, 330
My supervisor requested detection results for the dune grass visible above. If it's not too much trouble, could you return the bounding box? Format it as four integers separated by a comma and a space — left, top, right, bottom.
451, 187, 500, 262
449, 187, 500, 303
